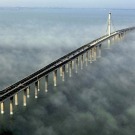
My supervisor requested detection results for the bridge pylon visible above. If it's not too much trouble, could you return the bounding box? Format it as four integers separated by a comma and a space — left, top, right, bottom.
108, 12, 111, 36
107, 12, 112, 48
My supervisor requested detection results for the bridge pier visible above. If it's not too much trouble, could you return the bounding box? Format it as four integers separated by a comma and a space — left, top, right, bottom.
108, 39, 111, 49
1, 102, 4, 114
53, 70, 57, 86
82, 54, 84, 63
116, 34, 120, 41
23, 89, 27, 106
66, 63, 69, 73
94, 46, 97, 61
77, 56, 80, 66
75, 58, 78, 73
90, 49, 92, 63
119, 34, 121, 38
120, 33, 122, 39
27, 86, 30, 98
62, 65, 65, 81
72, 60, 74, 69
121, 33, 124, 39
69, 61, 72, 77
60, 67, 63, 76
92, 47, 95, 61
114, 35, 118, 40
35, 81, 38, 98
81, 54, 83, 69
112, 36, 115, 41
37, 80, 40, 91
45, 75, 48, 92
15, 93, 18, 106
116, 34, 120, 40
85, 51, 88, 66
10, 97, 13, 115
98, 44, 101, 58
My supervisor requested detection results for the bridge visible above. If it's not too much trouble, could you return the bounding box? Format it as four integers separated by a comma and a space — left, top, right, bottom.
0, 13, 135, 115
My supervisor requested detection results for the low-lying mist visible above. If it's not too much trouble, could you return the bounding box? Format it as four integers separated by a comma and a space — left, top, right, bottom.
0, 8, 135, 135
0, 33, 135, 135
0, 19, 105, 89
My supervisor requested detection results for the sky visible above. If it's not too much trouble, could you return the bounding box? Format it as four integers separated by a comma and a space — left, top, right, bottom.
0, 0, 135, 9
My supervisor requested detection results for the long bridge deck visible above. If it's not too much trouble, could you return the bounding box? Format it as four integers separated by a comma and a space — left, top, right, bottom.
0, 27, 135, 103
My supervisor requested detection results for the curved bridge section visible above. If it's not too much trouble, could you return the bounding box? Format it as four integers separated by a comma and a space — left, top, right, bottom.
0, 27, 135, 115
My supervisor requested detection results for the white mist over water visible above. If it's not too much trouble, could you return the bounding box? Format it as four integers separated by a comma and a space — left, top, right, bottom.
0, 8, 106, 89
0, 8, 135, 135
0, 8, 135, 90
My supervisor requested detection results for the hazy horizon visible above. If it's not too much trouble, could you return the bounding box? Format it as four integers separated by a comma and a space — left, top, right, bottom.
0, 7, 135, 10
0, 0, 135, 9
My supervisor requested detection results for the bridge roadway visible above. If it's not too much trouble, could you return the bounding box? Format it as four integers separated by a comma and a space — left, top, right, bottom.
0, 27, 135, 102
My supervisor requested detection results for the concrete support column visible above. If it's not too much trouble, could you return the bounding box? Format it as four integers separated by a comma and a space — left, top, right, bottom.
115, 35, 118, 40
77, 57, 80, 66
60, 67, 62, 76
62, 65, 65, 81
45, 75, 48, 92
66, 63, 69, 73
123, 32, 125, 38
116, 34, 118, 39
35, 81, 38, 98
108, 39, 111, 49
121, 33, 124, 39
94, 46, 97, 61
117, 34, 119, 39
114, 35, 116, 40
82, 54, 84, 63
10, 97, 13, 115
90, 49, 92, 63
72, 60, 74, 69
92, 47, 95, 61
85, 51, 88, 66
1, 102, 4, 114
37, 80, 40, 92
69, 61, 72, 77
23, 89, 27, 106
121, 33, 122, 38
112, 36, 115, 41
98, 44, 101, 58
27, 86, 30, 98
119, 34, 121, 38
53, 70, 57, 86
81, 54, 83, 69
15, 93, 18, 106
75, 58, 78, 73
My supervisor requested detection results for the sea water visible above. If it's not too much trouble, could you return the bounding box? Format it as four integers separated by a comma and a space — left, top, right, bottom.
0, 8, 135, 135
